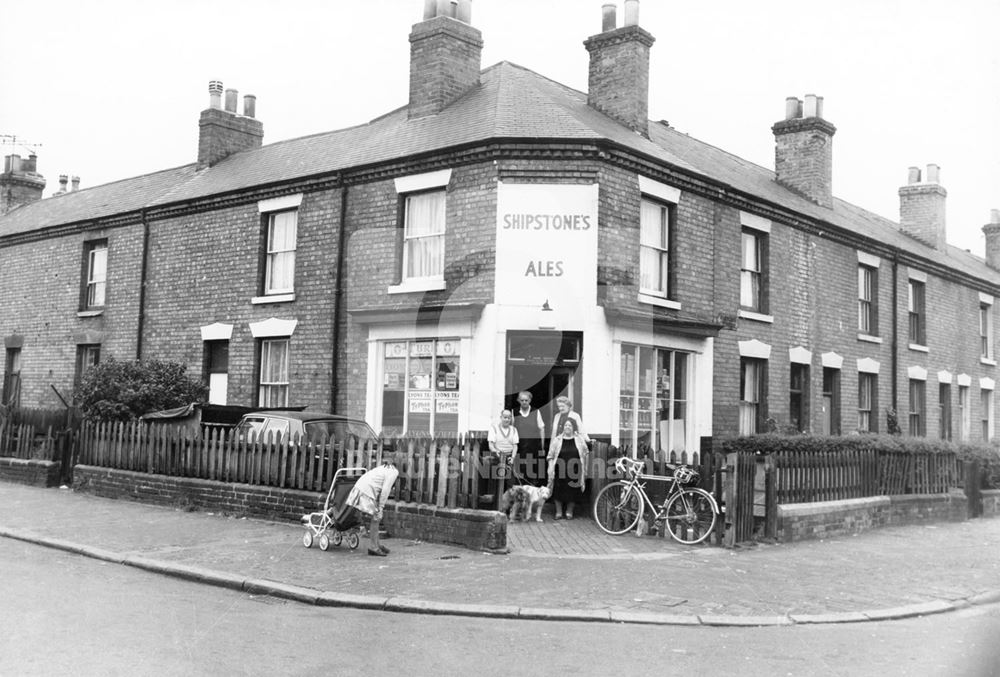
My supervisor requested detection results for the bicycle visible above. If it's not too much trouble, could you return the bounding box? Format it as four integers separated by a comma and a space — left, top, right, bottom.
592, 456, 719, 545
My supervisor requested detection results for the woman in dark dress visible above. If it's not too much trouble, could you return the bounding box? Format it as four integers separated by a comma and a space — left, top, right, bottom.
547, 417, 590, 520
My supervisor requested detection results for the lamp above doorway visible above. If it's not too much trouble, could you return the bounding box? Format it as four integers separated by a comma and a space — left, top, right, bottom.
538, 299, 556, 330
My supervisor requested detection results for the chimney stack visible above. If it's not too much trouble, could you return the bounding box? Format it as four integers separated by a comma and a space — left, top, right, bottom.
772, 94, 836, 208
0, 153, 46, 214
197, 80, 264, 169
899, 164, 947, 249
408, 0, 482, 120
982, 209, 1000, 270
584, 0, 655, 136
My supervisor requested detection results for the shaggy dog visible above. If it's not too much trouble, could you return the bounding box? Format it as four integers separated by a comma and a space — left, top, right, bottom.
500, 486, 530, 521
500, 485, 551, 522
521, 484, 551, 522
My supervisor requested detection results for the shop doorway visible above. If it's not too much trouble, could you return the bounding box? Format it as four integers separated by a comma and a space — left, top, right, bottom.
504, 331, 582, 433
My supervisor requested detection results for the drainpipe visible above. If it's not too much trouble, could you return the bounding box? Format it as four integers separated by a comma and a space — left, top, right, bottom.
891, 253, 898, 415
136, 208, 150, 360
330, 181, 348, 412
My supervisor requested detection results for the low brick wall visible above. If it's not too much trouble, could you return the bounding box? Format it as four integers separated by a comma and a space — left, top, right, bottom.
0, 457, 62, 487
777, 491, 968, 542
72, 465, 507, 552
982, 489, 1000, 518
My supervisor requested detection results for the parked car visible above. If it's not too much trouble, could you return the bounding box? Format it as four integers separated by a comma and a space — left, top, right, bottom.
233, 410, 379, 450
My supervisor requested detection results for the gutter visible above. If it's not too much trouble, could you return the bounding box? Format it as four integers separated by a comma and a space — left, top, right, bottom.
330, 181, 348, 412
891, 253, 899, 415
136, 208, 150, 360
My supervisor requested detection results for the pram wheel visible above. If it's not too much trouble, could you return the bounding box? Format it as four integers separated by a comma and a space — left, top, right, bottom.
318, 534, 331, 551
302, 532, 314, 549
347, 532, 360, 550
332, 531, 343, 547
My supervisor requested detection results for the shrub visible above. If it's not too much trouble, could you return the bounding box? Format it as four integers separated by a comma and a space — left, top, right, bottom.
74, 358, 207, 422
957, 443, 1000, 489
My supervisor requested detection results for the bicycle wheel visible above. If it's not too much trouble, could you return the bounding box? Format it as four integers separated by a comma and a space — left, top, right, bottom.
663, 488, 717, 545
592, 481, 643, 535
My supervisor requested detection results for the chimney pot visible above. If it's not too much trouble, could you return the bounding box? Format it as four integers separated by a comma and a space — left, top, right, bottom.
208, 80, 223, 109
803, 94, 819, 118
243, 94, 256, 118
224, 89, 238, 113
991, 208, 1000, 225
71, 176, 80, 192
2, 156, 10, 173
435, 0, 453, 18
10, 155, 21, 173
601, 3, 617, 31
455, 0, 471, 23
623, 0, 639, 26
926, 163, 940, 184
423, 0, 436, 19
784, 96, 802, 120
57, 174, 68, 194
907, 166, 922, 184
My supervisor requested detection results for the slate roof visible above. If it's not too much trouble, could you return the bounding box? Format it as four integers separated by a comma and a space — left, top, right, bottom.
0, 60, 994, 285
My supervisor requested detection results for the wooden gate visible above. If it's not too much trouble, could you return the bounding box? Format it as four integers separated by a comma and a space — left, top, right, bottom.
722, 451, 773, 546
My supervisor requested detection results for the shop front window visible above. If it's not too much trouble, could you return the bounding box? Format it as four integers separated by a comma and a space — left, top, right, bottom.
382, 339, 460, 434
618, 345, 688, 459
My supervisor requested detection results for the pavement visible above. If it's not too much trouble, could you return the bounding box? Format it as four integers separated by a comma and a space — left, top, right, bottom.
2, 480, 999, 627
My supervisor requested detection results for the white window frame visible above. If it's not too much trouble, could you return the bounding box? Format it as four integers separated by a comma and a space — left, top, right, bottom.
258, 337, 290, 407
639, 197, 671, 299
401, 190, 446, 283
85, 241, 108, 308
980, 295, 994, 363
264, 209, 297, 296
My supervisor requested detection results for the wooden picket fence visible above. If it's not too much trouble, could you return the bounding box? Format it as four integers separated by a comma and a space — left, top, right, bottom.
770, 448, 958, 504
0, 419, 59, 461
75, 421, 492, 509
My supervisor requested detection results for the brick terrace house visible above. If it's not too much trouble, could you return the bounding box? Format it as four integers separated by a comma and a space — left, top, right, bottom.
1, 0, 998, 455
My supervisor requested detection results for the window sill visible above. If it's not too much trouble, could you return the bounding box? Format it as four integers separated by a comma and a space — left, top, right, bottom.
908, 343, 929, 353
857, 333, 883, 344
77, 309, 104, 318
981, 357, 997, 367
251, 293, 295, 305
638, 293, 680, 310
388, 277, 445, 294
738, 309, 773, 324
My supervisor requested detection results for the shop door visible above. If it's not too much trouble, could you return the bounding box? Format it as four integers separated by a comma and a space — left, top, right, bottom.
504, 331, 582, 436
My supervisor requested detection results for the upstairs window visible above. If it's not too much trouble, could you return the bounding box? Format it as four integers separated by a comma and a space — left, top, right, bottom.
264, 210, 297, 295
402, 190, 446, 282
858, 265, 878, 335
639, 198, 673, 298
908, 279, 926, 346
740, 229, 767, 313
82, 240, 108, 309
980, 301, 993, 360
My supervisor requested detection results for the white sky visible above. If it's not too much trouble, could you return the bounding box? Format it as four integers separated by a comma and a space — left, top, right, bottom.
2, 0, 997, 254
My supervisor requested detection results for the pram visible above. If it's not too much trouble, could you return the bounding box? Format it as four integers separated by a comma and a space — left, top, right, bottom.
300, 467, 368, 551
